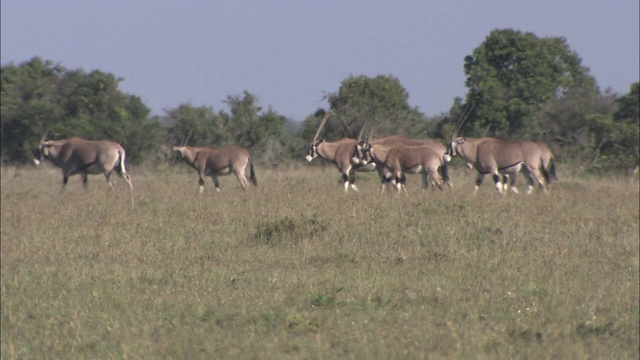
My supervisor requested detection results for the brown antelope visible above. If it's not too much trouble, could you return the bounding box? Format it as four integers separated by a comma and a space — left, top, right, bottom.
448, 109, 547, 194
173, 145, 256, 193
305, 112, 376, 192
500, 141, 557, 193
352, 133, 452, 190
368, 143, 445, 193
33, 136, 133, 190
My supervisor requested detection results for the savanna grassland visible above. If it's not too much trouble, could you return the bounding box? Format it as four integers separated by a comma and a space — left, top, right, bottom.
1, 164, 638, 359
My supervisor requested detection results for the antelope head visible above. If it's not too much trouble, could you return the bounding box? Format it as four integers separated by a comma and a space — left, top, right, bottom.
351, 120, 370, 165
305, 111, 331, 162
360, 127, 376, 164
172, 146, 186, 160
173, 128, 193, 161
33, 127, 52, 165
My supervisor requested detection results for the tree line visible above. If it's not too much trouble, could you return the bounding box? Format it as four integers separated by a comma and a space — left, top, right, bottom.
1, 29, 638, 173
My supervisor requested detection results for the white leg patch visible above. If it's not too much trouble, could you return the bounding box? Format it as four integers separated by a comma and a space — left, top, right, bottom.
199, 185, 205, 193
351, 184, 359, 192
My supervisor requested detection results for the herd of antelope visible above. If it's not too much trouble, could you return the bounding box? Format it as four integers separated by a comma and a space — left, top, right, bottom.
306, 110, 557, 195
32, 109, 557, 195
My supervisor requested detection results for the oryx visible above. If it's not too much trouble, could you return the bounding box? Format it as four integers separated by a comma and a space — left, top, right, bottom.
33, 136, 133, 190
352, 133, 452, 190
448, 110, 547, 194
362, 142, 445, 193
500, 141, 557, 193
305, 111, 376, 192
173, 145, 257, 193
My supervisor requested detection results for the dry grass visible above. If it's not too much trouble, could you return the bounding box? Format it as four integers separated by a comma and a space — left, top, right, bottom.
2, 164, 639, 359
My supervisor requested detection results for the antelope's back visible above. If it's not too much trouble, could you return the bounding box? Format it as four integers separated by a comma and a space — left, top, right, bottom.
478, 139, 524, 166
374, 136, 446, 155
334, 139, 358, 159
517, 140, 543, 165
202, 146, 250, 168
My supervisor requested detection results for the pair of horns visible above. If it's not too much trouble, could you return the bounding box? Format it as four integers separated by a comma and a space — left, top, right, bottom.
312, 110, 373, 143
451, 104, 473, 139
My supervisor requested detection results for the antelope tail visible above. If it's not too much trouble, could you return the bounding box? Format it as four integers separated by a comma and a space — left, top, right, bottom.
115, 151, 126, 176
548, 157, 558, 182
439, 157, 450, 183
249, 159, 257, 187
539, 156, 558, 184
540, 166, 551, 185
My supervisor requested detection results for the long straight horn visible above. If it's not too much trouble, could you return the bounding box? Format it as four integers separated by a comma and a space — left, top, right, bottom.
451, 103, 473, 139
366, 127, 375, 145
481, 124, 491, 138
312, 110, 331, 142
356, 119, 369, 142
182, 127, 193, 147
39, 125, 52, 144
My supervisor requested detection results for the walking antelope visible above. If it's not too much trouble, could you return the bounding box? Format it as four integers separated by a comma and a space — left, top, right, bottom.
305, 111, 376, 192
33, 136, 133, 190
448, 112, 547, 194
173, 145, 257, 193
352, 134, 452, 190
359, 141, 445, 193
500, 142, 557, 193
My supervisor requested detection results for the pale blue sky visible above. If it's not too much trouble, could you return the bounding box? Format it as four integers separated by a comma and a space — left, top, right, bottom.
2, 1, 638, 121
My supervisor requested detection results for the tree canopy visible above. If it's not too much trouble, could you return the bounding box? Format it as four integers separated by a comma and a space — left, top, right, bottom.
1, 57, 164, 164
301, 75, 429, 143
462, 29, 598, 139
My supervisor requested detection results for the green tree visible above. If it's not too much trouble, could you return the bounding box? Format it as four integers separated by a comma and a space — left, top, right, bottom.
165, 92, 289, 165
462, 29, 598, 139
1, 57, 163, 164
166, 104, 229, 147
599, 82, 639, 171
223, 91, 262, 147
1, 57, 65, 162
533, 88, 615, 165
302, 75, 427, 142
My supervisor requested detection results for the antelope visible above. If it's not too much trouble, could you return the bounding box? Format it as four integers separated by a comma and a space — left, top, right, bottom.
352, 133, 452, 190
448, 109, 547, 195
305, 111, 376, 192
33, 136, 133, 190
362, 142, 445, 193
173, 145, 256, 193
500, 142, 557, 193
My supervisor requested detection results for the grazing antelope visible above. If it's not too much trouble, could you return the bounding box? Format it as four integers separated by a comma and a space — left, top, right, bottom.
33, 136, 133, 190
305, 112, 376, 192
362, 142, 445, 193
173, 145, 257, 193
352, 134, 452, 190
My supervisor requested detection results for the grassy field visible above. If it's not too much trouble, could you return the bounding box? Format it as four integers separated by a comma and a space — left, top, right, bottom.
1, 164, 638, 359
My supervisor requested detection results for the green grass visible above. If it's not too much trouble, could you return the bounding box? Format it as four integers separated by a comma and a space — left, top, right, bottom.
2, 164, 638, 359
